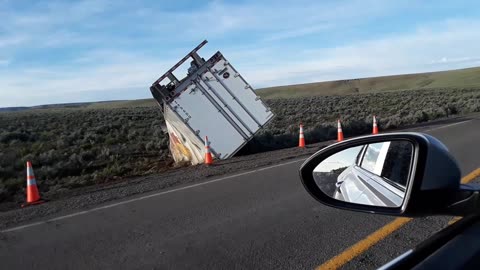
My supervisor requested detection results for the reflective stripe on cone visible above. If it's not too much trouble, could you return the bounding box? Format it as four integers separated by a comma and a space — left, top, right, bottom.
337, 120, 344, 142
204, 136, 213, 165
373, 115, 379, 134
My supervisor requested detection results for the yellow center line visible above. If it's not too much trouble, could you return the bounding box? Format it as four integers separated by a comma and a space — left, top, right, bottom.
461, 167, 480, 184
316, 167, 480, 270
447, 216, 462, 225
448, 167, 480, 227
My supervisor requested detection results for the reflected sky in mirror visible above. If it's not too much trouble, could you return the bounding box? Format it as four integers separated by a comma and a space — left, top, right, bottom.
314, 146, 363, 173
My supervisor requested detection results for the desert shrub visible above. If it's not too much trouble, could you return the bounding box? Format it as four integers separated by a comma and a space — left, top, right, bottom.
241, 88, 480, 154
0, 131, 31, 143
0, 106, 170, 203
1, 88, 480, 203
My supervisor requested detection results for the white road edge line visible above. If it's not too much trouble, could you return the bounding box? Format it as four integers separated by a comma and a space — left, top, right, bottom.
426, 120, 472, 132
1, 158, 306, 233
2, 119, 472, 233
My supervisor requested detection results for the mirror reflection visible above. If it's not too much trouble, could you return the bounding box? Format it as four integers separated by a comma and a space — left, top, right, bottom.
313, 140, 413, 207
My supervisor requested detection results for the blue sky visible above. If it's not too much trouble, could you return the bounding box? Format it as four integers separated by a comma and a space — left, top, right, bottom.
1, 0, 480, 107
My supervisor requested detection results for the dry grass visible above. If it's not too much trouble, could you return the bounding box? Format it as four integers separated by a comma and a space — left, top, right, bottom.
256, 67, 480, 99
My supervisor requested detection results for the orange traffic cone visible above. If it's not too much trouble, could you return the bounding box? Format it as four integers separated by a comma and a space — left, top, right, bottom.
21, 161, 44, 207
204, 136, 213, 165
372, 115, 379, 134
337, 119, 344, 142
299, 123, 305, 148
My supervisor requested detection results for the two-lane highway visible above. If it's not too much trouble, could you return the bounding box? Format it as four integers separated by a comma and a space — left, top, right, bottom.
1, 117, 479, 269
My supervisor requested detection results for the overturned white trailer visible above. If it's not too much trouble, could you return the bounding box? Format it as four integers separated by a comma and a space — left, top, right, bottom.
150, 40, 274, 165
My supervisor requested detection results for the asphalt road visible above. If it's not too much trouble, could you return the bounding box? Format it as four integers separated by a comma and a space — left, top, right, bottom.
1, 117, 480, 270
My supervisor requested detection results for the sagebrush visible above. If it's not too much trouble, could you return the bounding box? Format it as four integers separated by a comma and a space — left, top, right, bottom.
1, 88, 479, 204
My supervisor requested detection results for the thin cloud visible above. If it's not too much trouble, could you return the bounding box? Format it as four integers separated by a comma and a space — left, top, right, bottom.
0, 35, 27, 48
0, 59, 9, 66
0, 0, 110, 49
1, 1, 480, 107
5, 17, 480, 105
263, 24, 333, 42
430, 56, 480, 65
239, 19, 480, 86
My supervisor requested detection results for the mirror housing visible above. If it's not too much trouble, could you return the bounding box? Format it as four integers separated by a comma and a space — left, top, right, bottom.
300, 132, 479, 217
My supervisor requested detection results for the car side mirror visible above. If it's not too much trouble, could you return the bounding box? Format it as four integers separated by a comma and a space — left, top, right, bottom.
299, 132, 480, 217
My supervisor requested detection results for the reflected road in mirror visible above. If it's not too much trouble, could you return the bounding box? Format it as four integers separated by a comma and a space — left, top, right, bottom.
313, 140, 413, 208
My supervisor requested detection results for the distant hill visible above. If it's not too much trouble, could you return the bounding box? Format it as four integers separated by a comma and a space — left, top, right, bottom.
0, 101, 128, 112
84, 99, 157, 109
2, 66, 479, 112
256, 66, 480, 99
0, 107, 30, 112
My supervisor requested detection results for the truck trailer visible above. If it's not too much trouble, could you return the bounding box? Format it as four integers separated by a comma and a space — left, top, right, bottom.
150, 40, 274, 165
